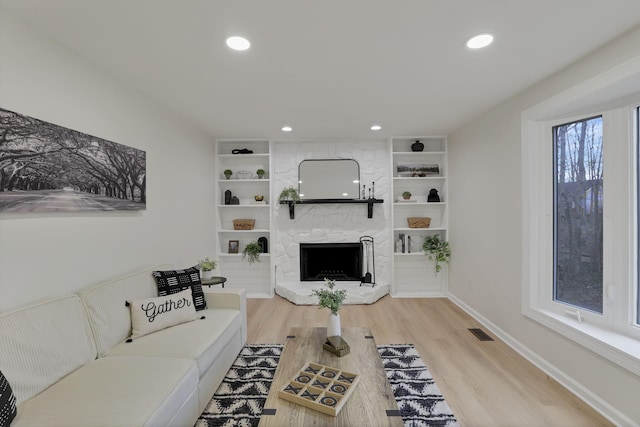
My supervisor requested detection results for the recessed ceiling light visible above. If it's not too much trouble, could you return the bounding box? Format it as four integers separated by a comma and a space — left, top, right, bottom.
370, 124, 382, 131
282, 126, 293, 132
226, 36, 250, 51
466, 33, 494, 49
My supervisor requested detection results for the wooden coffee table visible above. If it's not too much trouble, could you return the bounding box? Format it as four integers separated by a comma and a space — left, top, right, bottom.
259, 327, 403, 426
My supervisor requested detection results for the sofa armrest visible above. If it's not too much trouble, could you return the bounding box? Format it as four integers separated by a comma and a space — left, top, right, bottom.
202, 288, 247, 344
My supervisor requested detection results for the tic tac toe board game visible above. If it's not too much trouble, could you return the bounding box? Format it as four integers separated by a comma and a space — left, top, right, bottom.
277, 362, 360, 416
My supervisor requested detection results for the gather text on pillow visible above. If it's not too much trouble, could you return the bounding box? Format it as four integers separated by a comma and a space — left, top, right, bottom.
141, 296, 192, 323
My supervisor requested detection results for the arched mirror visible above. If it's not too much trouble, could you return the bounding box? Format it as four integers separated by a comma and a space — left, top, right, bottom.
298, 159, 360, 200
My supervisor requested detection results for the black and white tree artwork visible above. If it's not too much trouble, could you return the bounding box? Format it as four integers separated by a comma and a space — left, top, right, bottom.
0, 108, 146, 212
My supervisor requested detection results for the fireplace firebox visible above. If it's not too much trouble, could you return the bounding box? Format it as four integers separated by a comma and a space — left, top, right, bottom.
300, 242, 362, 281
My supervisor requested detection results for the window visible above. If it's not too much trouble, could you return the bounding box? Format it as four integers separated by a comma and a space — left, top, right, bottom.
522, 73, 640, 375
553, 116, 603, 314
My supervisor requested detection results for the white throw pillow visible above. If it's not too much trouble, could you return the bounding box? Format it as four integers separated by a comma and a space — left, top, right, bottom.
128, 288, 197, 340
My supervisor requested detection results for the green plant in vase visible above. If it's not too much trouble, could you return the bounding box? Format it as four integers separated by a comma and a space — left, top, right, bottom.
311, 278, 347, 316
278, 186, 300, 202
256, 168, 265, 179
312, 278, 347, 337
422, 235, 451, 273
197, 257, 217, 279
402, 191, 412, 200
242, 241, 262, 264
223, 169, 233, 179
198, 257, 217, 271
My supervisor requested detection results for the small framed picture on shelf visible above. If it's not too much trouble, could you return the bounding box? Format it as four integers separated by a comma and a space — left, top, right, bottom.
228, 240, 239, 254
397, 163, 439, 177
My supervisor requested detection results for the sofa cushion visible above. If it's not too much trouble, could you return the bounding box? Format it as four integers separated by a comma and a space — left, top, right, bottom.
79, 264, 171, 357
107, 308, 241, 377
0, 295, 96, 405
12, 356, 199, 427
129, 288, 197, 340
0, 370, 17, 427
152, 266, 207, 311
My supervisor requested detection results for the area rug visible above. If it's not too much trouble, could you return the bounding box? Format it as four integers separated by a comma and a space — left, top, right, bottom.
196, 344, 459, 427
379, 344, 459, 427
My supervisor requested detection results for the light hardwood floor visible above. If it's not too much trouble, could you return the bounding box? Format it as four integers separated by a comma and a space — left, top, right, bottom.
247, 295, 612, 427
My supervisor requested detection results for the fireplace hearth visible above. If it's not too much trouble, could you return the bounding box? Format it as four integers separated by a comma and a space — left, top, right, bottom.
300, 242, 362, 281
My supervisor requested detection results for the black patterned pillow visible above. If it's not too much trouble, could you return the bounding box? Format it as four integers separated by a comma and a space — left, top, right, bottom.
0, 370, 17, 427
152, 266, 207, 311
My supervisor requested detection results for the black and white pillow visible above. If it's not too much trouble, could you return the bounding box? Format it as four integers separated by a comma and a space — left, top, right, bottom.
0, 370, 17, 427
152, 266, 207, 311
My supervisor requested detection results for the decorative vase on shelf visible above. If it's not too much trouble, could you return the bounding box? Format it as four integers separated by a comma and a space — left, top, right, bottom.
201, 270, 214, 280
411, 140, 424, 152
427, 188, 440, 202
327, 313, 341, 337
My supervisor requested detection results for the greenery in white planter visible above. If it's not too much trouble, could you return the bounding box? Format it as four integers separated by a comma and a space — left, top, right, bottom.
422, 235, 451, 273
223, 169, 233, 179
402, 191, 412, 200
198, 257, 217, 271
311, 278, 347, 315
256, 168, 265, 179
242, 241, 262, 264
278, 186, 300, 202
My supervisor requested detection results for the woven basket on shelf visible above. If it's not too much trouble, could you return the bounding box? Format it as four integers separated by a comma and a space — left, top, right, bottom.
233, 219, 255, 230
407, 217, 431, 228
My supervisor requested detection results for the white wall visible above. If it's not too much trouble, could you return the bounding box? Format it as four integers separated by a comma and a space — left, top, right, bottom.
448, 26, 640, 424
0, 10, 216, 312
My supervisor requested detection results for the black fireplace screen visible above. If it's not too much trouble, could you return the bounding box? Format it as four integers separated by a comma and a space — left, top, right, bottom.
300, 242, 362, 281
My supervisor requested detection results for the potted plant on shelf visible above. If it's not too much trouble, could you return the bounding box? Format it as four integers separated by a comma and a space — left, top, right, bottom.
278, 186, 300, 202
402, 191, 412, 200
198, 257, 217, 280
223, 169, 233, 179
312, 278, 347, 337
422, 235, 451, 273
256, 168, 265, 179
242, 241, 262, 264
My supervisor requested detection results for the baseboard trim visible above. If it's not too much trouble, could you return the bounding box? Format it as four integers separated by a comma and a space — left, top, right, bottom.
246, 292, 273, 299
390, 291, 446, 298
446, 292, 635, 427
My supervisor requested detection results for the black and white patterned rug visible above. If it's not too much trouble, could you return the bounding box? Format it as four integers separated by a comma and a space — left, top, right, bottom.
196, 344, 458, 427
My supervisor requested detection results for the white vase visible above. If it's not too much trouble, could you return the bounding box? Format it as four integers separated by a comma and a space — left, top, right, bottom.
201, 270, 214, 280
327, 313, 341, 337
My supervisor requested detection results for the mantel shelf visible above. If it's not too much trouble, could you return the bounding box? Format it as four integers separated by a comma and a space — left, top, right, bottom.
279, 199, 384, 219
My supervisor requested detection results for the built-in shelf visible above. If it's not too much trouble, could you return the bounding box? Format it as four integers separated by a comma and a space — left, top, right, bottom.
392, 177, 445, 181
218, 253, 271, 258
218, 205, 269, 208
391, 136, 448, 296
218, 229, 270, 233
393, 202, 446, 206
217, 153, 270, 157
394, 252, 427, 256
216, 139, 273, 298
393, 227, 446, 232
279, 198, 384, 219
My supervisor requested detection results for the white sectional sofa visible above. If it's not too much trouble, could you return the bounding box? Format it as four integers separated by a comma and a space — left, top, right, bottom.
0, 264, 247, 427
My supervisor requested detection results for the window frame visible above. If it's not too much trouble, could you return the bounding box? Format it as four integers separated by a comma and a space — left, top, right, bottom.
522, 81, 640, 376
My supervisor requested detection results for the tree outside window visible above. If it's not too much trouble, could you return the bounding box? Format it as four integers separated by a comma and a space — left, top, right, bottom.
553, 116, 603, 313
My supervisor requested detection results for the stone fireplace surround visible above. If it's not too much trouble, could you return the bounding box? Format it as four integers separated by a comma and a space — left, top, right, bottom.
272, 140, 391, 304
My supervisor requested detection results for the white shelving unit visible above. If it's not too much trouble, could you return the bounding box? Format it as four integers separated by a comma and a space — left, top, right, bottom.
215, 139, 273, 297
390, 136, 448, 297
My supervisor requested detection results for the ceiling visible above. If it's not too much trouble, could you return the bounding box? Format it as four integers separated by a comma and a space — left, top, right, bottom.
2, 0, 640, 140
